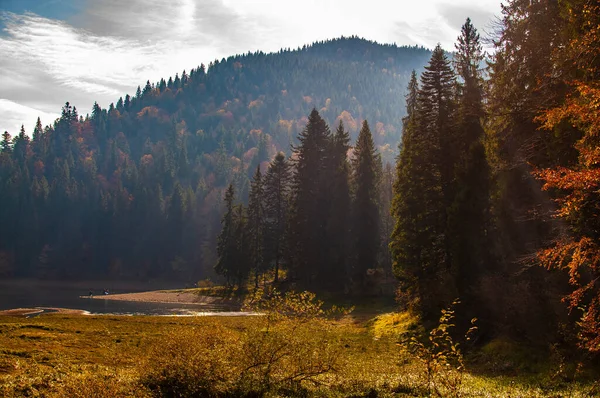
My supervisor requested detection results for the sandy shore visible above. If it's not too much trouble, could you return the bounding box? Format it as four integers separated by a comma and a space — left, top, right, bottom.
83, 290, 240, 306
0, 307, 89, 316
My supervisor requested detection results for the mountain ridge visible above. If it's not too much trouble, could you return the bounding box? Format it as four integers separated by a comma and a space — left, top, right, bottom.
0, 36, 432, 280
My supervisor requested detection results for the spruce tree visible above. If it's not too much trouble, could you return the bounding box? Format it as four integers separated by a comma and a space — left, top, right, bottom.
418, 44, 457, 208
215, 184, 236, 285
391, 57, 452, 320
263, 152, 290, 283
351, 120, 380, 288
247, 165, 265, 288
325, 120, 352, 289
448, 18, 491, 321
289, 108, 332, 287
32, 118, 43, 143
231, 204, 250, 287
1, 131, 12, 154
379, 162, 395, 276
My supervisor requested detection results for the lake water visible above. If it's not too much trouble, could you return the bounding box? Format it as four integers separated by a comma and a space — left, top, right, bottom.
0, 280, 240, 316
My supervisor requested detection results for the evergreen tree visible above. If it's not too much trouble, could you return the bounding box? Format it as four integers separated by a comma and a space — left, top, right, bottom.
447, 18, 491, 325
143, 80, 152, 97
391, 59, 450, 320
1, 131, 12, 154
263, 152, 290, 283
325, 120, 352, 289
215, 184, 236, 285
13, 125, 30, 166
231, 204, 250, 287
247, 165, 265, 288
289, 109, 332, 287
418, 44, 457, 208
124, 94, 131, 111
32, 118, 43, 143
379, 162, 394, 276
351, 120, 381, 288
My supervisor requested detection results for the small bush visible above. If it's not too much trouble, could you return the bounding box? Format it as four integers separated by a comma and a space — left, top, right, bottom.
140, 290, 345, 397
403, 301, 477, 398
141, 324, 242, 397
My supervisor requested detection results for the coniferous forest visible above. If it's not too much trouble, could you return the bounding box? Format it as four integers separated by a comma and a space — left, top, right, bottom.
0, 37, 430, 283
2, 0, 600, 365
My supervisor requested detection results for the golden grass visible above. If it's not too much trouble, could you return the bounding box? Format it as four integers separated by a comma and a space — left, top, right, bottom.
0, 313, 597, 397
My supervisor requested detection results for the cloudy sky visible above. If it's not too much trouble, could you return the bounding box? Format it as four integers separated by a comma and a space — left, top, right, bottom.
0, 0, 502, 135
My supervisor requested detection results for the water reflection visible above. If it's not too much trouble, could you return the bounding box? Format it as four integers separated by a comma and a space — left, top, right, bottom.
0, 280, 242, 316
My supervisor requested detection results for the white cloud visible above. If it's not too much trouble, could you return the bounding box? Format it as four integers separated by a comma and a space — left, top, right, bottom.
0, 99, 60, 135
0, 0, 502, 135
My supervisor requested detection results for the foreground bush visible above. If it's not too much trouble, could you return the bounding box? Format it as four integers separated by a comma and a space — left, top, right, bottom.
141, 290, 344, 397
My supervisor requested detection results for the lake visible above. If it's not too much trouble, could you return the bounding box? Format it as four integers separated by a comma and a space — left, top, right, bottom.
0, 280, 239, 316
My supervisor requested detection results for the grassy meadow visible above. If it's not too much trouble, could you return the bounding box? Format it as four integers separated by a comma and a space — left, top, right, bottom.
1, 302, 598, 397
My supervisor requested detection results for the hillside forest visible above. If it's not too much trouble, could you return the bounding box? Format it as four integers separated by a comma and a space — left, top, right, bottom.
1, 0, 600, 354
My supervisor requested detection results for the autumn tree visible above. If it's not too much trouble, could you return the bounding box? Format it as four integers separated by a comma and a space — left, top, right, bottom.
534, 0, 600, 352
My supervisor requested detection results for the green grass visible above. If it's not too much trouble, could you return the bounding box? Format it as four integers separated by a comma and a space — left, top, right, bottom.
0, 313, 598, 397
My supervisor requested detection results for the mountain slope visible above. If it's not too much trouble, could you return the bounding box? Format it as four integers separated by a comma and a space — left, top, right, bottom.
0, 36, 431, 281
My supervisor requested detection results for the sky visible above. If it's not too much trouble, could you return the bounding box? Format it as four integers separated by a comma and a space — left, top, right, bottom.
0, 0, 502, 135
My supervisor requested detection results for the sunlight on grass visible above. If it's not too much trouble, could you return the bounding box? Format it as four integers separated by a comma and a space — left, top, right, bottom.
0, 313, 598, 397
368, 311, 419, 339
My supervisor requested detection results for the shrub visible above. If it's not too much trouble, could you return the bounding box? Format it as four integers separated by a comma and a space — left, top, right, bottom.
141, 324, 242, 397
403, 301, 477, 397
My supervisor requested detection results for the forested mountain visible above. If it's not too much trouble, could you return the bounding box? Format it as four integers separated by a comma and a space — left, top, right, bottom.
0, 37, 431, 281
3, 0, 599, 356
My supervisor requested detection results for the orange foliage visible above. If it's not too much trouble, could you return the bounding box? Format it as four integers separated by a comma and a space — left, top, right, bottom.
140, 154, 154, 168
248, 99, 263, 110
533, 0, 600, 352
538, 238, 600, 351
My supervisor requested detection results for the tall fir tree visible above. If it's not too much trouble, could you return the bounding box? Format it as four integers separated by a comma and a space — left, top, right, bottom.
1, 131, 12, 154
263, 152, 290, 283
379, 162, 395, 276
418, 44, 457, 209
391, 50, 455, 319
324, 120, 352, 289
289, 108, 332, 287
247, 165, 265, 288
447, 18, 491, 326
351, 120, 381, 288
215, 184, 237, 285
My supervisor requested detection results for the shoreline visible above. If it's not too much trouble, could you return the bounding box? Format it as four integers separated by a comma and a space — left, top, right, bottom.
0, 288, 243, 317
82, 289, 240, 306
0, 307, 89, 316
